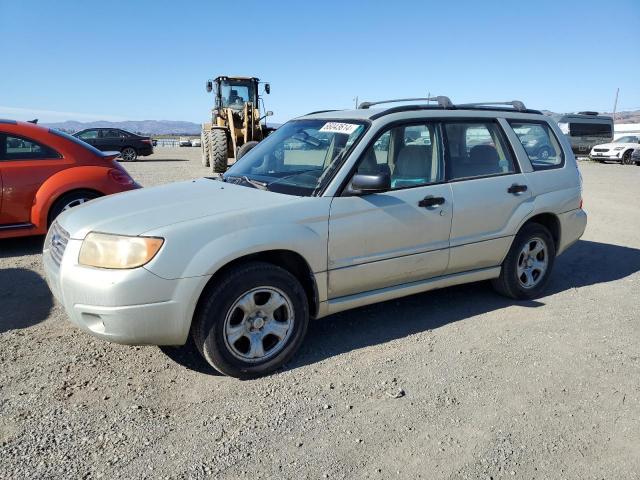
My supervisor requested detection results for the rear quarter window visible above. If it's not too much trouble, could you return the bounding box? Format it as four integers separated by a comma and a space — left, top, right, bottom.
509, 121, 565, 170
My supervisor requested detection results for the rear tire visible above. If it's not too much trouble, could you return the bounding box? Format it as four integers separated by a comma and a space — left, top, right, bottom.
120, 147, 137, 162
48, 190, 100, 226
192, 262, 309, 378
201, 130, 210, 167
236, 141, 259, 160
492, 223, 556, 300
210, 129, 228, 174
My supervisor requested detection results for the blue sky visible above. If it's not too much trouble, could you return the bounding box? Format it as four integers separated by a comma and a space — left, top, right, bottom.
1, 0, 639, 124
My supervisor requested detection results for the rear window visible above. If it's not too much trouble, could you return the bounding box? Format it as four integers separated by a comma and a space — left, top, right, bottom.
49, 129, 104, 156
569, 122, 612, 137
510, 121, 564, 170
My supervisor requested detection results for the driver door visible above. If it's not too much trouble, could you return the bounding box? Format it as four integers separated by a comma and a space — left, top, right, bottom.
327, 122, 453, 298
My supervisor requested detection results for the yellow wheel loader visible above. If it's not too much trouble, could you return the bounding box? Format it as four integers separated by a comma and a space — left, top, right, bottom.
201, 76, 273, 173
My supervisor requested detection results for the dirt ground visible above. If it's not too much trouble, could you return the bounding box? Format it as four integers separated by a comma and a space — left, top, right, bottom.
1, 148, 639, 479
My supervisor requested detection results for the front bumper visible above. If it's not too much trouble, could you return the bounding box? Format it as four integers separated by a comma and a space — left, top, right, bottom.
589, 151, 623, 161
43, 228, 209, 345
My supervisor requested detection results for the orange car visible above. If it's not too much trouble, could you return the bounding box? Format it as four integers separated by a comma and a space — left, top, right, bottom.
0, 119, 140, 239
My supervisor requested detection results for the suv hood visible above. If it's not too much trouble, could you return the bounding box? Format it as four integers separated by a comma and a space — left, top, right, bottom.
58, 178, 295, 239
593, 142, 635, 149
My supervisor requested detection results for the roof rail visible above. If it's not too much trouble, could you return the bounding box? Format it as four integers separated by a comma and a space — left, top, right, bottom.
305, 109, 340, 115
359, 96, 453, 109
456, 100, 527, 112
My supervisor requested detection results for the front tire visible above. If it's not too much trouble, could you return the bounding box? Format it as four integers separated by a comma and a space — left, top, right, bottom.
48, 190, 100, 226
622, 150, 634, 165
210, 129, 228, 174
121, 147, 137, 162
492, 223, 556, 300
192, 262, 309, 378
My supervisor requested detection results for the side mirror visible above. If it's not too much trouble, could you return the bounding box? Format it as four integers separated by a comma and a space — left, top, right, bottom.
350, 172, 391, 194
266, 111, 273, 117
264, 83, 271, 94
206, 80, 213, 93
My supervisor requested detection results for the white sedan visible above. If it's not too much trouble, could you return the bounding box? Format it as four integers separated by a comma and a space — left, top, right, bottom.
590, 135, 640, 164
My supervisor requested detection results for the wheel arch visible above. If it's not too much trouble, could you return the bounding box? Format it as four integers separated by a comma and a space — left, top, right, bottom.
519, 212, 560, 250
194, 249, 320, 321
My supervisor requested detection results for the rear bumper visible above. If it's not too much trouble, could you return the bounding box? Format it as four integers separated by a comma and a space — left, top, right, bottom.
558, 208, 587, 255
43, 232, 209, 345
137, 145, 153, 156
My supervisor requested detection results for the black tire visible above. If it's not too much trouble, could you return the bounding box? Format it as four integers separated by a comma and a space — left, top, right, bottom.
210, 129, 228, 173
491, 223, 556, 300
192, 262, 309, 378
48, 190, 100, 226
201, 130, 210, 167
236, 141, 259, 160
120, 147, 137, 162
622, 150, 633, 165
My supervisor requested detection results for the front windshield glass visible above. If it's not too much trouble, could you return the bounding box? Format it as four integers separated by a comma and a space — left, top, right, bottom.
224, 119, 367, 196
220, 80, 255, 109
614, 136, 637, 143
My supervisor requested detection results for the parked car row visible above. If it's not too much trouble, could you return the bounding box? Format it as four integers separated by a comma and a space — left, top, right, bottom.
179, 136, 201, 147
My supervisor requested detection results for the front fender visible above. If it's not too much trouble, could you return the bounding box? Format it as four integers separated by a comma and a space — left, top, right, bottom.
145, 222, 327, 281
32, 166, 116, 229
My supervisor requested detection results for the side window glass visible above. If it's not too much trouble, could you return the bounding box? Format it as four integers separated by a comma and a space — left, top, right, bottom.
356, 123, 443, 189
445, 122, 514, 180
4, 135, 60, 160
103, 129, 122, 138
510, 122, 564, 170
78, 130, 98, 139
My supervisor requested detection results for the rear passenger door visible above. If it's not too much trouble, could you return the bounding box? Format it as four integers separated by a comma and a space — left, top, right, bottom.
96, 129, 126, 151
444, 120, 533, 274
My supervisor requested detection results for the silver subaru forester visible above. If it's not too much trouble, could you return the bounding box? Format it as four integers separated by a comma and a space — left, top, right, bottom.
43, 98, 587, 378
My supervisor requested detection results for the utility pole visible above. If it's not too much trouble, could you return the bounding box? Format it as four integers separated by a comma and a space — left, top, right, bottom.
354, 96, 359, 109
612, 88, 619, 123
427, 91, 431, 105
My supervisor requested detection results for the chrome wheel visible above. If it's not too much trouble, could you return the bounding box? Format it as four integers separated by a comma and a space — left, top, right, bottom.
121, 147, 137, 161
517, 237, 548, 289
62, 197, 89, 211
223, 287, 294, 363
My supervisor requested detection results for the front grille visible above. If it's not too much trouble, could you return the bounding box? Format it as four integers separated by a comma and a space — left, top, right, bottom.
593, 148, 609, 152
48, 222, 70, 266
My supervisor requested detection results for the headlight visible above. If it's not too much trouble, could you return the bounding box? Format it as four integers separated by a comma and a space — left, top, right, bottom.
613, 146, 625, 150
79, 232, 164, 269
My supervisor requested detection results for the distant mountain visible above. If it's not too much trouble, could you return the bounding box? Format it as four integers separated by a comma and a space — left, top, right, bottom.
43, 119, 202, 135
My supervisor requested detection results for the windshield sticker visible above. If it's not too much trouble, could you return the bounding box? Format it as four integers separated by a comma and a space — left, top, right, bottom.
319, 122, 360, 135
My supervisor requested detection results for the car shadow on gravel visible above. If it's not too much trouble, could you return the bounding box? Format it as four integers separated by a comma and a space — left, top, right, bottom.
0, 235, 45, 259
0, 267, 53, 333
291, 239, 640, 370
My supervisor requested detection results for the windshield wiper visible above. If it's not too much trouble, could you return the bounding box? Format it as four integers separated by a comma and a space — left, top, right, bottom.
242, 176, 269, 190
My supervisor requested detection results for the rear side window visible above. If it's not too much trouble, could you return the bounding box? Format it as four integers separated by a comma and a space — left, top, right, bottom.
1, 134, 61, 160
510, 121, 564, 170
569, 122, 611, 137
102, 129, 126, 138
444, 121, 515, 180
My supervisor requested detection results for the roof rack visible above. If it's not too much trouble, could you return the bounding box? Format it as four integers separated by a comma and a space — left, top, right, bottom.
359, 96, 453, 109
455, 100, 527, 112
305, 109, 340, 115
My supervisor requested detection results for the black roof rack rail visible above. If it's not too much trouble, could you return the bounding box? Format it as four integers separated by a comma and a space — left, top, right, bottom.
359, 96, 453, 109
455, 100, 528, 112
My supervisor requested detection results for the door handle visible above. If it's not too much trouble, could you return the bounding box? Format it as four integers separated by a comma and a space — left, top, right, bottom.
508, 184, 528, 195
418, 196, 445, 208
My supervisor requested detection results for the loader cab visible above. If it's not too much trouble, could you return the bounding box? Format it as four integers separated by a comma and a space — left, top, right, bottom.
213, 77, 260, 111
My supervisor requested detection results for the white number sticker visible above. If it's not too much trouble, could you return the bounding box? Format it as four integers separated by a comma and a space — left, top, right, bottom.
319, 122, 360, 135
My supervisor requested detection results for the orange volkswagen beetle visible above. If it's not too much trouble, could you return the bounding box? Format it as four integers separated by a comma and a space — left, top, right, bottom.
0, 119, 140, 239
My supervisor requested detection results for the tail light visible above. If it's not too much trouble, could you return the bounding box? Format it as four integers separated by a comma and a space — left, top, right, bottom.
580, 198, 583, 209
141, 139, 152, 144
108, 168, 135, 186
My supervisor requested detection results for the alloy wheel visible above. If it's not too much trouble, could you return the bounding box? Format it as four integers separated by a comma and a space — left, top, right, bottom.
516, 237, 548, 289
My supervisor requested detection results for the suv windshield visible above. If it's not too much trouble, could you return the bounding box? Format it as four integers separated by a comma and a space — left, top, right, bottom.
223, 119, 367, 196
220, 80, 256, 109
614, 136, 638, 143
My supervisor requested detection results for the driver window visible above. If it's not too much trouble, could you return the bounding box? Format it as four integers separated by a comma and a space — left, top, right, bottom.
356, 123, 443, 189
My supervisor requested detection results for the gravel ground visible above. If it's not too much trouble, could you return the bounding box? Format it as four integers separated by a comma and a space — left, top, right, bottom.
1, 148, 639, 479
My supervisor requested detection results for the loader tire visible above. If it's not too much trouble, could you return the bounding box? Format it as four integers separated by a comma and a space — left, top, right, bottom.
210, 129, 228, 173
201, 129, 210, 167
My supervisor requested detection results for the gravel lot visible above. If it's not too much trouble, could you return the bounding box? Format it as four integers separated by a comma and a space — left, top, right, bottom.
1, 148, 639, 479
